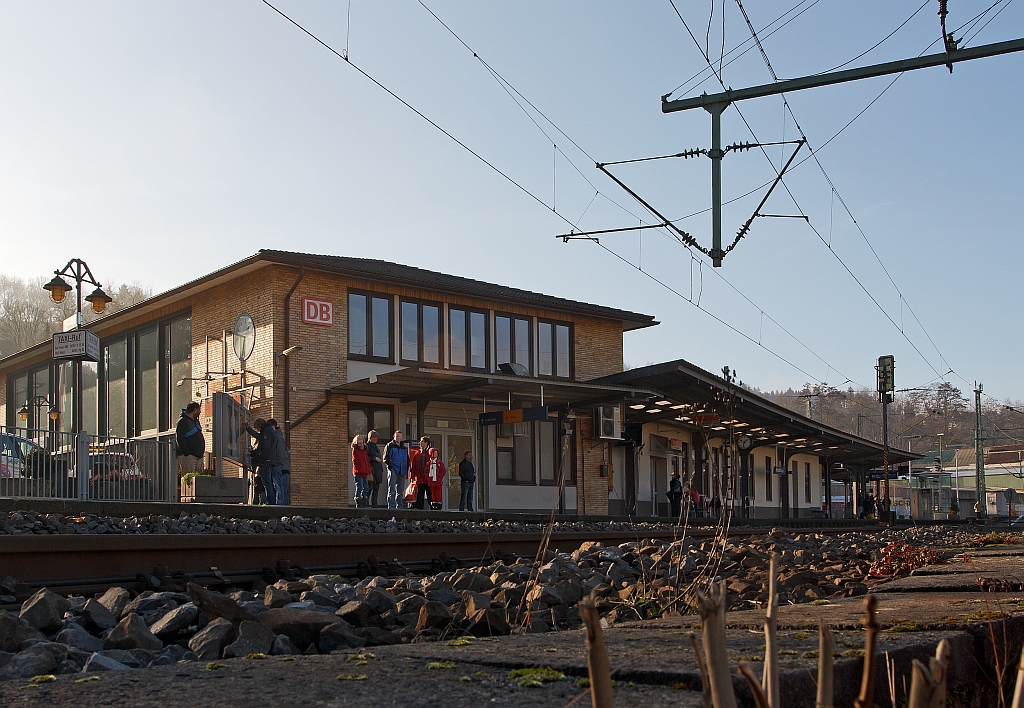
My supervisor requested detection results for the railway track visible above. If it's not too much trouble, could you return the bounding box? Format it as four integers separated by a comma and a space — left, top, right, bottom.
1, 521, 882, 599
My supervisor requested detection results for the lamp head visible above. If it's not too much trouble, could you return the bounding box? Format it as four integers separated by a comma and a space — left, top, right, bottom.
85, 287, 112, 314
43, 275, 72, 304
281, 345, 303, 357
48, 406, 60, 422
18, 404, 28, 421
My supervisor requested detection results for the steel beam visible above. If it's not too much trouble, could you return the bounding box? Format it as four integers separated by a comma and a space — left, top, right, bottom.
663, 37, 1024, 113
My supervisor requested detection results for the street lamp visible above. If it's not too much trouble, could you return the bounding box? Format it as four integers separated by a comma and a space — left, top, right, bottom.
43, 259, 108, 436
900, 434, 923, 519
948, 444, 968, 515
17, 396, 59, 428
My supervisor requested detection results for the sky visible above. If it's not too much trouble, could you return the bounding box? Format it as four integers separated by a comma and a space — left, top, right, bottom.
1, 1, 1022, 402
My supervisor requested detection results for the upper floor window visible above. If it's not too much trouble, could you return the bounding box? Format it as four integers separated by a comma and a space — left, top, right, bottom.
348, 291, 392, 362
537, 319, 572, 379
449, 307, 487, 371
495, 314, 531, 375
399, 299, 441, 366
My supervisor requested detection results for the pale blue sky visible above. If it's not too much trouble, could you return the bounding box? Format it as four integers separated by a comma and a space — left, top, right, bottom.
1, 1, 1021, 400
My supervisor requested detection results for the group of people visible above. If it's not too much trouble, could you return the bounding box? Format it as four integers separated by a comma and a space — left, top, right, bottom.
665, 473, 721, 519
173, 403, 291, 506
350, 430, 476, 511
246, 417, 289, 505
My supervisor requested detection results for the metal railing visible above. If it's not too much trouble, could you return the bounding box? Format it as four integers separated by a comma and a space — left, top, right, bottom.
0, 425, 176, 502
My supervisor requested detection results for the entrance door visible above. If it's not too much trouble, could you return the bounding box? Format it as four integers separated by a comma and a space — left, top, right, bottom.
443, 434, 474, 510
651, 457, 667, 517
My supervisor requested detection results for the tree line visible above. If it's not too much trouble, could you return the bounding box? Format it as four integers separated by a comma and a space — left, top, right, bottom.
0, 273, 151, 358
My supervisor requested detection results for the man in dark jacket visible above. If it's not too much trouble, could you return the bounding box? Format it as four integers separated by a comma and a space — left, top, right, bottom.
246, 418, 278, 505
266, 419, 286, 505
458, 451, 476, 512
382, 431, 409, 510
366, 430, 384, 508
175, 402, 205, 479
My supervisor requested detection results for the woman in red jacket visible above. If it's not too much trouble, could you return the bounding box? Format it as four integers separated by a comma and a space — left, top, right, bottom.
351, 434, 372, 507
425, 446, 447, 510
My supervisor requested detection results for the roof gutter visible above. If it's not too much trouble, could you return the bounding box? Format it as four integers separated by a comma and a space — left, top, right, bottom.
283, 267, 304, 448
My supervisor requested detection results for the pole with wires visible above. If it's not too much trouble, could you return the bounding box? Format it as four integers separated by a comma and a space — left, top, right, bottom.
705, 100, 730, 266
975, 384, 987, 518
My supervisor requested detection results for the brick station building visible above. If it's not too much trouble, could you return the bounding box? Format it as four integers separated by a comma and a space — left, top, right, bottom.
0, 249, 909, 516
0, 250, 658, 513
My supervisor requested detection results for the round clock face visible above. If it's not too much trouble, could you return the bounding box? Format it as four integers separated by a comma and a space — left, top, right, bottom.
737, 434, 753, 451
232, 313, 255, 363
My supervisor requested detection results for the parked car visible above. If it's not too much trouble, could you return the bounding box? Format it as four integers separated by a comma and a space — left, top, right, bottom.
88, 451, 144, 482
1, 433, 45, 479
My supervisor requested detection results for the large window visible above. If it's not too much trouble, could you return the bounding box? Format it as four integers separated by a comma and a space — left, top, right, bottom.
348, 291, 392, 361
10, 374, 27, 428
59, 362, 74, 434
137, 328, 159, 433
764, 455, 773, 501
105, 339, 128, 437
399, 299, 442, 366
804, 461, 812, 504
348, 404, 394, 442
82, 361, 98, 435
449, 307, 487, 371
495, 419, 567, 486
537, 320, 572, 379
495, 314, 531, 374
168, 317, 191, 423
538, 420, 557, 484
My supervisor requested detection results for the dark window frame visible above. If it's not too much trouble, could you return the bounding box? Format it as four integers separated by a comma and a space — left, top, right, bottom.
805, 461, 812, 504
347, 289, 394, 364
536, 318, 574, 380
447, 305, 489, 372
398, 297, 444, 368
494, 312, 533, 376
764, 454, 773, 501
347, 403, 395, 442
495, 420, 536, 485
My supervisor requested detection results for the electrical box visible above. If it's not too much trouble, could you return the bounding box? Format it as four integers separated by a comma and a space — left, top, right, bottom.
599, 463, 614, 490
594, 405, 622, 440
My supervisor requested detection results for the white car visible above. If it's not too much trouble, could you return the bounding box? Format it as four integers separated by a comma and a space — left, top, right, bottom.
0, 433, 44, 479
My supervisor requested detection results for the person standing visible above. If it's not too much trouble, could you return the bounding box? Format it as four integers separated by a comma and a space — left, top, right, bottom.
458, 451, 476, 512
246, 418, 278, 505
383, 431, 409, 510
266, 419, 286, 505
667, 472, 683, 519
409, 436, 432, 510
175, 402, 205, 479
366, 430, 384, 508
351, 434, 371, 506
425, 446, 446, 510
274, 421, 291, 506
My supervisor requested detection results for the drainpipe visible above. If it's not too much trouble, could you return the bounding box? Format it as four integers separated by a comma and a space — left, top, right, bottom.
283, 267, 305, 448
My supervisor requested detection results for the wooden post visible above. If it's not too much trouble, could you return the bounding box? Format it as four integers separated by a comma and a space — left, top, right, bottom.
579, 598, 614, 708
816, 619, 834, 708
696, 580, 738, 708
853, 594, 880, 708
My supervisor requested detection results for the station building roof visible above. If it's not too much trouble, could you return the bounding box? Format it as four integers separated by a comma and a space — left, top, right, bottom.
592, 359, 918, 468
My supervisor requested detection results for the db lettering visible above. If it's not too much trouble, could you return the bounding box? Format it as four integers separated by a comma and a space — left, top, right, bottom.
301, 298, 333, 326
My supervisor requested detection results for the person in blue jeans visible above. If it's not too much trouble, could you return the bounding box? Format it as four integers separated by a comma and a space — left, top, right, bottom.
246, 418, 281, 505
382, 431, 409, 510
458, 450, 476, 512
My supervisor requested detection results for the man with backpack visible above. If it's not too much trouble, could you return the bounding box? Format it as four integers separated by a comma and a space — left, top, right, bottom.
382, 431, 409, 510
175, 402, 205, 479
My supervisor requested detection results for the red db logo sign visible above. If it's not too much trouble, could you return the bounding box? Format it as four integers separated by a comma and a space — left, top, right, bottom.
301, 298, 334, 326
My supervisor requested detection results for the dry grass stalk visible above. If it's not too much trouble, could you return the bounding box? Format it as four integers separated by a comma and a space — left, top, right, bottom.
696, 580, 738, 708
816, 619, 834, 708
690, 634, 713, 708
578, 597, 614, 708
738, 663, 769, 708
853, 593, 880, 708
1011, 643, 1024, 708
906, 638, 950, 708
762, 553, 781, 708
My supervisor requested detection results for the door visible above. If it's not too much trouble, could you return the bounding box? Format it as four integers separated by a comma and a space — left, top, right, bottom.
651, 457, 667, 517
439, 433, 474, 510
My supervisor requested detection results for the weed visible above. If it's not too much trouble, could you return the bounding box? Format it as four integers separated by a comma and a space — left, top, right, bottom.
205, 662, 226, 671
842, 649, 866, 658
245, 653, 265, 660
474, 671, 488, 678
337, 674, 368, 681
446, 637, 474, 647
460, 676, 472, 682
348, 652, 376, 661
577, 678, 591, 688
508, 667, 565, 687
802, 651, 819, 659
869, 541, 945, 577
427, 661, 457, 670
811, 599, 831, 606
779, 650, 798, 656
74, 676, 100, 684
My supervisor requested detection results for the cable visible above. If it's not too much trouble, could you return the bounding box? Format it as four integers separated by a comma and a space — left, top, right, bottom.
669, 1, 961, 383
261, 0, 857, 391
814, 1, 931, 75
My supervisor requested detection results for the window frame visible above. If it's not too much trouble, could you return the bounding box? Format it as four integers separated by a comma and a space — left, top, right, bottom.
447, 305, 489, 372
764, 454, 773, 501
536, 318, 573, 380
804, 461, 812, 504
347, 289, 394, 364
347, 403, 395, 442
494, 312, 533, 376
495, 421, 537, 485
398, 297, 444, 368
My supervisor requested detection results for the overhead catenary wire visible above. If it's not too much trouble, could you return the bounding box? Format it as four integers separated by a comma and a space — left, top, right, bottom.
261, 0, 863, 391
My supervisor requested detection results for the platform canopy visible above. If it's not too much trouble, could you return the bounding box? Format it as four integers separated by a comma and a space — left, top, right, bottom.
592, 360, 918, 468
333, 366, 657, 411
